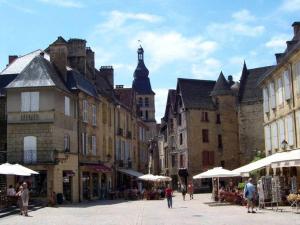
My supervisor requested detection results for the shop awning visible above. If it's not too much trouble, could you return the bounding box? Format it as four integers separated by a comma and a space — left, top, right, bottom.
118, 168, 144, 177
271, 149, 300, 168
82, 163, 112, 173
233, 152, 288, 176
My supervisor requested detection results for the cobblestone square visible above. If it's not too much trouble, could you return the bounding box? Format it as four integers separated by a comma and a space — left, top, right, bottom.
0, 193, 298, 225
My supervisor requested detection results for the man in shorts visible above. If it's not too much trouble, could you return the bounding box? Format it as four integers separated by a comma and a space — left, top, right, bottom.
244, 178, 256, 213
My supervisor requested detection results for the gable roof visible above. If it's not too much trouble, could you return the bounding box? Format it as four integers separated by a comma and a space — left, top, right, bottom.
163, 89, 176, 121
6, 55, 69, 92
114, 88, 136, 110
239, 64, 274, 103
177, 78, 216, 110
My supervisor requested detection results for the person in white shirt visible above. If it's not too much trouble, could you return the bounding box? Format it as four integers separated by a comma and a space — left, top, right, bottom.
7, 185, 16, 196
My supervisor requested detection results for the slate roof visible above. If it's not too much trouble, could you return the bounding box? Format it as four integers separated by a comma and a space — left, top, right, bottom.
95, 70, 115, 100
163, 89, 176, 121
211, 72, 232, 96
239, 63, 275, 103
0, 74, 17, 96
67, 69, 98, 97
0, 50, 50, 75
177, 78, 216, 110
6, 55, 70, 93
132, 46, 154, 95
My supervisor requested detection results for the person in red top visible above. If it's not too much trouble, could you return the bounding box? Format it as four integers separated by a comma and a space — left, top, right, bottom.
165, 184, 173, 208
188, 182, 194, 200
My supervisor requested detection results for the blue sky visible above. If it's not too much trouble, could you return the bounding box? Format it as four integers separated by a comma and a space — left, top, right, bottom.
0, 0, 300, 121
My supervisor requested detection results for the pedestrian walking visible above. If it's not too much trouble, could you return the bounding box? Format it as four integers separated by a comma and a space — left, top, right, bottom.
244, 178, 256, 213
16, 185, 23, 215
165, 185, 173, 208
21, 182, 30, 216
188, 183, 194, 200
181, 184, 186, 201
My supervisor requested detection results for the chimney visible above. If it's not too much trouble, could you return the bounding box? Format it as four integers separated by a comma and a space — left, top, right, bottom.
275, 53, 285, 64
86, 47, 95, 80
227, 75, 234, 86
67, 38, 86, 76
8, 55, 18, 65
286, 40, 298, 52
49, 36, 68, 83
292, 22, 300, 36
100, 66, 114, 87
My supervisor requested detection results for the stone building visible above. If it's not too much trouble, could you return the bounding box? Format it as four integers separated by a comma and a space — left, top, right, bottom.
260, 22, 300, 181
238, 62, 274, 164
160, 65, 273, 190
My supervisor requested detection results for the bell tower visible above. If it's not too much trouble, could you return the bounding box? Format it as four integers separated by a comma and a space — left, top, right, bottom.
132, 46, 157, 137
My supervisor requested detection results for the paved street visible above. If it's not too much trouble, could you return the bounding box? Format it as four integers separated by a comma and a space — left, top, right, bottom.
0, 193, 299, 225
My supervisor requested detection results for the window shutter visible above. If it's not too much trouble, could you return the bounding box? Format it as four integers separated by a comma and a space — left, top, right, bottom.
269, 82, 276, 109
264, 125, 271, 151
85, 133, 89, 154
284, 70, 291, 100
263, 87, 269, 113
21, 92, 30, 112
277, 77, 283, 105
277, 119, 285, 144
286, 115, 294, 146
296, 62, 300, 95
64, 96, 70, 116
30, 92, 39, 111
82, 133, 85, 155
92, 136, 96, 155
209, 151, 214, 166
271, 122, 278, 149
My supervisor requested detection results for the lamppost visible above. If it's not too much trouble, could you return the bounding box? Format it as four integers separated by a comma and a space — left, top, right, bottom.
148, 139, 155, 174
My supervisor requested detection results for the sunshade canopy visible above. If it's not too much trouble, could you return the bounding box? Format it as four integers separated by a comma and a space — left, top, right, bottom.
0, 163, 31, 176
138, 174, 157, 181
14, 163, 39, 175
117, 168, 144, 177
271, 149, 300, 168
193, 167, 240, 179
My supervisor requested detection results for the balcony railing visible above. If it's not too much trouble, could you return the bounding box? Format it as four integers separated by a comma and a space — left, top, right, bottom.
7, 111, 55, 123
8, 150, 58, 164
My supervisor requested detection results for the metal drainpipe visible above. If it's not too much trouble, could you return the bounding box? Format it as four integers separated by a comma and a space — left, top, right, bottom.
289, 62, 298, 148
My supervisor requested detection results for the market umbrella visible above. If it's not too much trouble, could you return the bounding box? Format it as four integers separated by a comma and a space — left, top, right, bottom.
193, 167, 240, 202
14, 163, 39, 175
193, 167, 240, 179
155, 175, 172, 182
138, 174, 158, 181
0, 163, 31, 176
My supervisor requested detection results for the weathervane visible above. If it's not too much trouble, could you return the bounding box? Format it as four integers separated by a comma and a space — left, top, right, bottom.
138, 39, 142, 47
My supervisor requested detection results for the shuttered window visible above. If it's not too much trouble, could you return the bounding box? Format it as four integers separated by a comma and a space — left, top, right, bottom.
269, 82, 276, 109
64, 96, 70, 116
284, 70, 292, 100
277, 119, 285, 145
286, 115, 294, 146
271, 122, 278, 149
82, 133, 86, 155
21, 92, 39, 112
264, 125, 271, 151
83, 100, 88, 123
92, 135, 96, 155
263, 87, 269, 113
92, 104, 96, 126
277, 77, 284, 106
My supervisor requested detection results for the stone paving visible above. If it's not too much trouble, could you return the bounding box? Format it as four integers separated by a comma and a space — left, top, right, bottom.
0, 193, 299, 225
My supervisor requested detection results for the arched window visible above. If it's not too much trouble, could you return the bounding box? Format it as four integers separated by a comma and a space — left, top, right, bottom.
24, 136, 37, 163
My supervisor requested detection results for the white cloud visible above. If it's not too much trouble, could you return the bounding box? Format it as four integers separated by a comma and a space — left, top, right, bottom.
1, 0, 35, 13
100, 10, 162, 31
154, 88, 169, 121
191, 58, 222, 80
129, 31, 218, 71
265, 34, 289, 51
207, 9, 264, 38
38, 0, 84, 8
280, 0, 300, 12
232, 9, 256, 22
